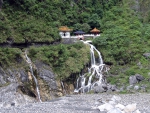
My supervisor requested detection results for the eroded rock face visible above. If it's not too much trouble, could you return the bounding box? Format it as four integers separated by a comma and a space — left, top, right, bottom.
39, 69, 57, 90
19, 70, 28, 83
0, 68, 7, 85
35, 62, 64, 100
0, 65, 65, 103
0, 83, 35, 108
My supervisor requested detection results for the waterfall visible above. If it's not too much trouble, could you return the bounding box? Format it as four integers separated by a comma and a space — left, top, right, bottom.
25, 50, 42, 102
74, 40, 107, 93
61, 81, 66, 94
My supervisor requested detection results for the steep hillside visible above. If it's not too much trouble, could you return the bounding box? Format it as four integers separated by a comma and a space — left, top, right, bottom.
0, 0, 150, 95
93, 1, 150, 92
0, 0, 121, 78
0, 0, 121, 44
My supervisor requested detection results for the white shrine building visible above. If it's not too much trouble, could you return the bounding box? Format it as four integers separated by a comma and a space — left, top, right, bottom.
59, 26, 100, 39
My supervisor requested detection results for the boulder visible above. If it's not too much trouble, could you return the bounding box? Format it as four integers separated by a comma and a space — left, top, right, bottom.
94, 85, 105, 93
115, 103, 125, 110
102, 83, 108, 90
98, 103, 114, 111
129, 76, 138, 85
128, 74, 144, 84
107, 84, 117, 92
134, 85, 139, 90
124, 103, 136, 113
111, 85, 117, 91
135, 74, 144, 82
106, 88, 113, 93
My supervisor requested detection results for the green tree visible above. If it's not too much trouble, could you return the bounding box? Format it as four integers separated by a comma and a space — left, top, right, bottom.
88, 14, 101, 28
81, 23, 91, 33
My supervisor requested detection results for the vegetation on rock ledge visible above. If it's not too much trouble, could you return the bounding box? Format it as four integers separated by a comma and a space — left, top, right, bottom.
28, 42, 90, 80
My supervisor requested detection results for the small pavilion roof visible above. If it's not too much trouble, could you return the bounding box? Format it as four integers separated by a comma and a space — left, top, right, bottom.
59, 26, 72, 32
90, 28, 100, 33
74, 30, 85, 34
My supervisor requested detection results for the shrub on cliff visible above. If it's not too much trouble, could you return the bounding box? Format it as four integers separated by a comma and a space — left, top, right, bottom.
0, 48, 21, 67
29, 42, 90, 80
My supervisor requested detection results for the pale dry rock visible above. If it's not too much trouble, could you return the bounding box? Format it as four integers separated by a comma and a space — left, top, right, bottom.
109, 100, 116, 105
134, 109, 141, 113
98, 103, 114, 111
111, 95, 121, 102
107, 108, 122, 113
124, 103, 137, 113
115, 103, 125, 110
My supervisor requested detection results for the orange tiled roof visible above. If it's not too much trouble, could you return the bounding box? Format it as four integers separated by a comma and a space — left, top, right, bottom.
59, 26, 72, 32
90, 28, 100, 32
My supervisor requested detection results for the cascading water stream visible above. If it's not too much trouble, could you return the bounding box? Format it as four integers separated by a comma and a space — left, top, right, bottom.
61, 81, 66, 94
74, 40, 107, 93
25, 50, 42, 102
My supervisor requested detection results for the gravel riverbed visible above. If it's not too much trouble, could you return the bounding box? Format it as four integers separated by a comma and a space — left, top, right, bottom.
0, 93, 150, 113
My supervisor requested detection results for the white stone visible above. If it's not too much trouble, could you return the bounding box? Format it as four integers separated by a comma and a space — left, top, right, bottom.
0, 103, 3, 108
98, 104, 105, 111
91, 106, 98, 109
115, 103, 125, 110
107, 108, 123, 113
124, 103, 137, 113
111, 95, 121, 103
134, 109, 141, 113
134, 85, 139, 90
109, 100, 116, 105
98, 103, 114, 111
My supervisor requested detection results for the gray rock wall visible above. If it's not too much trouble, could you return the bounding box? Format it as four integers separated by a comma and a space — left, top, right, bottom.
61, 38, 78, 44
0, 63, 64, 103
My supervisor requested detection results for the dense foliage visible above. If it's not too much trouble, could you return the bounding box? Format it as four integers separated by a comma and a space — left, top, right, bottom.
0, 0, 122, 43
0, 48, 21, 66
92, 1, 150, 89
93, 6, 143, 65
28, 42, 90, 80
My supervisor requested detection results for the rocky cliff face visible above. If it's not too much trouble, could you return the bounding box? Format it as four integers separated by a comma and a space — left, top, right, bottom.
0, 60, 75, 105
